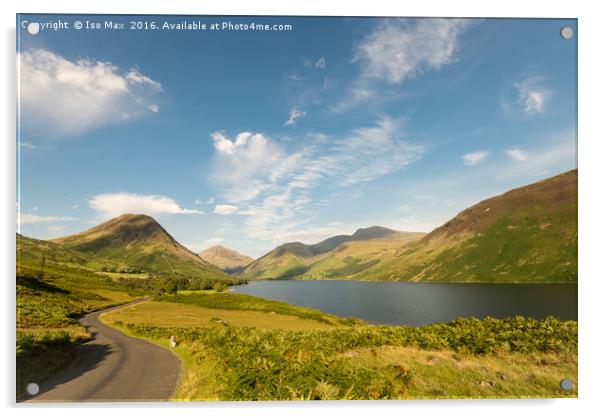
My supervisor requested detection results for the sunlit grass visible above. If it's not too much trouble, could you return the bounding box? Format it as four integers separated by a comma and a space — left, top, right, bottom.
102, 300, 336, 331
342, 345, 577, 398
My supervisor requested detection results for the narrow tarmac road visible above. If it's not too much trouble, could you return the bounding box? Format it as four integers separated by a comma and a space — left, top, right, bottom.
22, 299, 181, 403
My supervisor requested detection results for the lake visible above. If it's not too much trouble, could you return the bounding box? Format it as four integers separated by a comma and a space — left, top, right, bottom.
230, 280, 577, 326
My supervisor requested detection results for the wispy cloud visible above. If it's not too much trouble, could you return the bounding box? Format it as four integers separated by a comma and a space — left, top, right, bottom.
462, 151, 489, 166
506, 148, 528, 162
89, 193, 202, 218
18, 48, 162, 136
331, 83, 375, 113
287, 72, 306, 82
354, 19, 469, 84
209, 116, 424, 244
205, 237, 224, 244
314, 56, 326, 69
19, 142, 39, 150
333, 18, 470, 112
18, 212, 75, 225
506, 76, 553, 116
147, 104, 160, 113
284, 108, 307, 126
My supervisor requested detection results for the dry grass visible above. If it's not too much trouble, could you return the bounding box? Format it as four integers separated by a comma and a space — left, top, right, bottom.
102, 300, 335, 331
340, 345, 577, 398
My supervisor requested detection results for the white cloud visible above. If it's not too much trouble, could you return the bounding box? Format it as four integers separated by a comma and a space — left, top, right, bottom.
89, 193, 202, 218
205, 237, 224, 244
354, 18, 470, 84
126, 69, 162, 90
315, 57, 326, 69
147, 104, 160, 113
18, 48, 162, 136
209, 116, 424, 244
287, 72, 305, 82
462, 151, 489, 166
210, 131, 287, 201
214, 204, 240, 215
195, 197, 215, 205
19, 142, 38, 150
284, 108, 307, 126
331, 84, 375, 113
18, 212, 75, 225
512, 77, 552, 116
506, 148, 528, 162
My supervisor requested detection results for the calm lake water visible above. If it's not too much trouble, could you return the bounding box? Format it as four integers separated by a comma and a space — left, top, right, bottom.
230, 280, 577, 326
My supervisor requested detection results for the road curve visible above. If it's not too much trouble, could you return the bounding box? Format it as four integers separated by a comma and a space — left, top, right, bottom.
22, 298, 181, 403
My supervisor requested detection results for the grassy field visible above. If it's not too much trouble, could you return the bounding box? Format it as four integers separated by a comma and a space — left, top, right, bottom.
152, 292, 350, 325
103, 292, 577, 400
102, 301, 336, 331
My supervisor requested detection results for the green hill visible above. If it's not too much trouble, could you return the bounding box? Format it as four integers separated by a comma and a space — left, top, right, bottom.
238, 227, 426, 280
355, 169, 578, 282
51, 214, 231, 281
240, 170, 577, 283
17, 233, 117, 271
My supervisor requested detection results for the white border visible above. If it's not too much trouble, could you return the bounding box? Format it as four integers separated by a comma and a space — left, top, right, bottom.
2, 1, 601, 415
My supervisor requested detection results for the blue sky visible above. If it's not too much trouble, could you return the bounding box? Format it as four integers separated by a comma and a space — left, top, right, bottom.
17, 16, 577, 257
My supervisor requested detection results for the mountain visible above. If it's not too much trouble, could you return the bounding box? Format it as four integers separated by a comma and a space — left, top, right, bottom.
354, 169, 578, 283
238, 226, 426, 280
52, 214, 230, 281
239, 170, 577, 283
198, 245, 253, 274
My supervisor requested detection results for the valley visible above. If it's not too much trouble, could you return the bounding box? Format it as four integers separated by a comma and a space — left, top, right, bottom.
16, 169, 578, 400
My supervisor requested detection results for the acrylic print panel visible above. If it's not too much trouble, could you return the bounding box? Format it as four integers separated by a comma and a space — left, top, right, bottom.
16, 15, 577, 402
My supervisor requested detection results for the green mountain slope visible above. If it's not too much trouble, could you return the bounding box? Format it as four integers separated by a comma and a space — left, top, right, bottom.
17, 233, 118, 271
357, 169, 578, 282
238, 227, 426, 280
16, 233, 141, 328
52, 214, 231, 281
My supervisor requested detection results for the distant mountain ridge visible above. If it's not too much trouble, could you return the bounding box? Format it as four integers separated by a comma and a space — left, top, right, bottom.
51, 214, 230, 280
198, 245, 253, 274
238, 226, 426, 280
